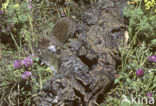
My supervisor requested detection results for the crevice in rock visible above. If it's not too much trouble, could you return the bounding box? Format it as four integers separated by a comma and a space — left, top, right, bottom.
96, 82, 114, 104
73, 88, 86, 106
64, 100, 81, 106
78, 55, 97, 70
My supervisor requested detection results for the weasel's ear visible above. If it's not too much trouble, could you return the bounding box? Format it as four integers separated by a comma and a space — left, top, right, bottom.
48, 45, 56, 53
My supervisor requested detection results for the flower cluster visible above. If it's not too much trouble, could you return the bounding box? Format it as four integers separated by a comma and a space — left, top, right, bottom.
14, 4, 19, 8
136, 69, 144, 77
144, 0, 156, 10
14, 54, 34, 69
14, 60, 22, 69
136, 55, 156, 77
22, 57, 33, 67
146, 92, 153, 100
147, 56, 156, 62
21, 71, 32, 79
0, 10, 4, 15
13, 54, 34, 79
27, 0, 32, 9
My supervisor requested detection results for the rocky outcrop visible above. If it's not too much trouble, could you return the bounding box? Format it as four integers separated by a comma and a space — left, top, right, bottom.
33, 0, 128, 106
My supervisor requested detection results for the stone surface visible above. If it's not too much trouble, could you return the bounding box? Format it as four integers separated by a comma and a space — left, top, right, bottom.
33, 0, 128, 105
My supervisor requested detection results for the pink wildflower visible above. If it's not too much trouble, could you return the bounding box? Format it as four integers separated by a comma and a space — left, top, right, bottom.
14, 60, 22, 69
148, 56, 156, 62
27, 3, 32, 9
146, 93, 152, 100
22, 57, 33, 67
21, 71, 32, 79
136, 69, 144, 76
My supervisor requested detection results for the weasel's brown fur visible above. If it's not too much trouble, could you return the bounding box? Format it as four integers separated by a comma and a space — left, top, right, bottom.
51, 17, 76, 45
37, 17, 76, 72
38, 17, 76, 52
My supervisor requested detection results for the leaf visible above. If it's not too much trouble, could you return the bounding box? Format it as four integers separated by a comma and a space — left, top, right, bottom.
150, 39, 156, 47
19, 14, 28, 23
114, 79, 120, 84
124, 6, 144, 20
48, 22, 54, 28
138, 16, 151, 31
12, 17, 18, 24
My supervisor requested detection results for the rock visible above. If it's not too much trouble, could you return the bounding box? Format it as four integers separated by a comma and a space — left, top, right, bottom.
33, 0, 128, 105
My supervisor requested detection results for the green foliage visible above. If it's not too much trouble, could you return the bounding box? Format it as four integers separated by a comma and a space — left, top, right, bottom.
0, 0, 85, 105
124, 1, 156, 46
124, 6, 155, 36
4, 2, 30, 24
0, 51, 54, 105
102, 1, 156, 105
150, 39, 156, 47
117, 42, 155, 92
102, 42, 156, 105
0, 1, 34, 51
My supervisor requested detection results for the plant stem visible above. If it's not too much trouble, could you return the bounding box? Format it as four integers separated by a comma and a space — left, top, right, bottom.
10, 32, 20, 50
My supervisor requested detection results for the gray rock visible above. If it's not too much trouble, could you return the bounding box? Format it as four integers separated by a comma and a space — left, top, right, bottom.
33, 0, 128, 105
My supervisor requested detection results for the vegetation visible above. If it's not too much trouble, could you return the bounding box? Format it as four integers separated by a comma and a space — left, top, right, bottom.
0, 0, 155, 105
102, 0, 156, 105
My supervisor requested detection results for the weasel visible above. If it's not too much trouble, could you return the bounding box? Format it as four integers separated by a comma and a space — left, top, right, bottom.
37, 17, 76, 73
38, 17, 76, 53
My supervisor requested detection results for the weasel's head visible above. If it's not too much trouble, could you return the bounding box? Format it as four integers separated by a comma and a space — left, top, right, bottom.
37, 37, 56, 54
